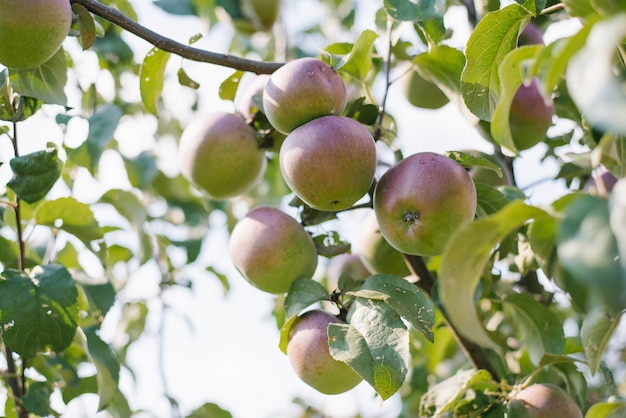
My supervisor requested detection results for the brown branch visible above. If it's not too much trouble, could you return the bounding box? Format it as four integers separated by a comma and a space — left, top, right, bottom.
403, 254, 501, 381
69, 0, 284, 74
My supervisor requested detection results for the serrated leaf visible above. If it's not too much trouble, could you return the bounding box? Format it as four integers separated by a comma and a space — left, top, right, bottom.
461, 4, 531, 121
491, 45, 544, 153
384, 0, 445, 44
328, 298, 409, 400
581, 310, 621, 376
333, 29, 377, 79
9, 48, 68, 105
503, 293, 565, 365
439, 200, 551, 351
140, 47, 171, 114
348, 274, 435, 342
585, 402, 626, 418
72, 3, 96, 50
284, 278, 330, 319
219, 70, 244, 101
7, 147, 63, 203
36, 197, 104, 247
0, 264, 79, 358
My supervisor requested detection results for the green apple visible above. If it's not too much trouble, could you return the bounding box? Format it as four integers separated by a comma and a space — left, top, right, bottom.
178, 112, 266, 199
402, 68, 449, 110
510, 78, 554, 151
287, 310, 362, 394
0, 0, 72, 69
358, 211, 412, 277
242, 0, 280, 31
373, 152, 477, 256
507, 384, 582, 418
263, 57, 348, 134
280, 115, 377, 212
229, 206, 318, 294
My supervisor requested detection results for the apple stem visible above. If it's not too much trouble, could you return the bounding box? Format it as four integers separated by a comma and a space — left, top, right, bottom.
402, 254, 502, 381
69, 0, 284, 74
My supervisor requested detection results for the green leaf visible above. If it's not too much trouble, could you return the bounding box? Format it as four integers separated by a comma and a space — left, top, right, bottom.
0, 264, 79, 358
22, 381, 52, 416
446, 150, 503, 177
81, 282, 117, 320
461, 4, 532, 121
580, 310, 621, 376
178, 67, 201, 89
284, 278, 330, 319
567, 14, 626, 135
503, 293, 565, 365
78, 327, 121, 411
123, 151, 159, 189
331, 29, 377, 80
219, 70, 244, 101
348, 274, 435, 342
36, 197, 104, 248
73, 3, 96, 50
585, 401, 626, 418
535, 354, 588, 408
563, 0, 600, 21
0, 69, 39, 122
9, 47, 68, 105
413, 45, 466, 98
418, 369, 495, 417
384, 0, 446, 44
609, 179, 626, 274
187, 402, 233, 418
140, 47, 171, 114
439, 200, 551, 351
328, 298, 409, 400
7, 146, 63, 203
206, 266, 230, 295
491, 45, 544, 153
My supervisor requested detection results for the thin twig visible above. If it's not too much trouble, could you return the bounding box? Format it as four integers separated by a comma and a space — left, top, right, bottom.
69, 0, 284, 74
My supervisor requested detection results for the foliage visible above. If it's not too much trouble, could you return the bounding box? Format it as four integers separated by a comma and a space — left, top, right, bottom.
1, 0, 626, 417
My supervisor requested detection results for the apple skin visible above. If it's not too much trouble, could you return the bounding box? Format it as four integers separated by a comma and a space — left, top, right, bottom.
0, 0, 72, 69
518, 22, 544, 46
242, 0, 280, 30
326, 253, 371, 290
402, 69, 449, 110
358, 211, 412, 277
287, 310, 363, 394
280, 115, 377, 212
229, 206, 318, 294
507, 384, 582, 418
178, 112, 266, 199
373, 152, 477, 256
510, 78, 554, 151
263, 57, 348, 134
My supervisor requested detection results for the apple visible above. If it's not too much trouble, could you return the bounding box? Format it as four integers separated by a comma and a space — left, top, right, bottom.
287, 309, 362, 394
507, 384, 582, 418
326, 253, 371, 291
229, 206, 318, 294
402, 68, 449, 110
178, 112, 266, 199
242, 0, 280, 31
510, 78, 554, 151
518, 22, 544, 46
0, 0, 72, 69
263, 57, 348, 134
358, 211, 412, 277
280, 115, 377, 212
583, 170, 618, 196
373, 152, 477, 256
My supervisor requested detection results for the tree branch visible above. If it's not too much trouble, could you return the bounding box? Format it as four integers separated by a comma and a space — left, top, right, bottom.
403, 254, 501, 381
69, 0, 284, 74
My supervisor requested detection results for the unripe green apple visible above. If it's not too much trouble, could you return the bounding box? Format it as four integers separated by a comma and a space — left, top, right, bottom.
229, 206, 318, 294
287, 310, 362, 394
374, 152, 477, 256
358, 211, 412, 277
402, 69, 449, 110
510, 78, 554, 151
178, 112, 266, 199
0, 0, 72, 69
507, 384, 582, 418
280, 115, 377, 212
263, 58, 348, 134
241, 0, 280, 31
326, 253, 371, 290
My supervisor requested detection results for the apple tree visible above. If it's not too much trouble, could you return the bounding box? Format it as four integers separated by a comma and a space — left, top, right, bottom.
1, 0, 625, 417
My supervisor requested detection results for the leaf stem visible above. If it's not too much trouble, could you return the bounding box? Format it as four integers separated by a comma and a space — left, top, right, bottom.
539, 3, 565, 15
69, 0, 284, 74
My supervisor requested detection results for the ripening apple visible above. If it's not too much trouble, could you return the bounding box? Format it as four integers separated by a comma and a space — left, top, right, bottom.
510, 78, 554, 151
287, 310, 363, 394
263, 57, 348, 134
402, 68, 450, 110
358, 211, 411, 277
374, 152, 477, 256
518, 22, 544, 46
229, 206, 318, 294
507, 384, 582, 418
280, 115, 377, 212
0, 0, 72, 69
178, 112, 266, 199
